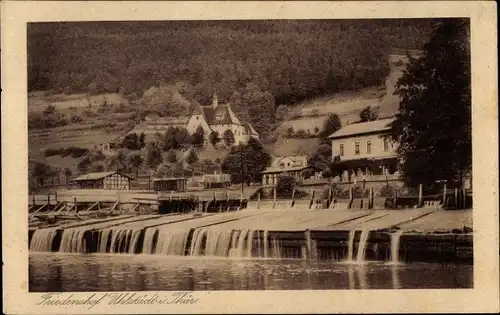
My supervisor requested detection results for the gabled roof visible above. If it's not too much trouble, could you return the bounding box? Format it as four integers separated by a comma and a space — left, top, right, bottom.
271, 155, 308, 168
199, 104, 238, 125
261, 165, 312, 174
72, 171, 134, 181
327, 118, 395, 140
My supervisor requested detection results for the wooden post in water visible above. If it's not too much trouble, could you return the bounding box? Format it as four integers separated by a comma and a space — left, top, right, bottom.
54, 190, 58, 202
418, 184, 423, 208
273, 187, 276, 209
74, 197, 77, 213
442, 182, 447, 207
47, 193, 50, 206
257, 192, 261, 209
291, 188, 296, 208
327, 186, 332, 208
454, 188, 458, 209
32, 192, 35, 207
369, 186, 374, 209
349, 186, 353, 209
393, 189, 397, 209
309, 190, 315, 209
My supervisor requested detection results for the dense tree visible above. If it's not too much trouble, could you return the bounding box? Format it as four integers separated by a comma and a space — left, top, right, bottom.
63, 167, 72, 184
319, 113, 342, 138
308, 143, 333, 171
166, 149, 178, 163
127, 152, 143, 177
175, 128, 190, 146
275, 175, 297, 198
390, 19, 471, 189
31, 162, 57, 186
186, 149, 199, 165
28, 21, 435, 132
163, 127, 178, 151
209, 131, 221, 147
275, 105, 289, 121
190, 126, 205, 147
139, 132, 146, 148
222, 129, 235, 147
359, 106, 379, 122
221, 138, 271, 185
145, 143, 163, 169
121, 133, 141, 150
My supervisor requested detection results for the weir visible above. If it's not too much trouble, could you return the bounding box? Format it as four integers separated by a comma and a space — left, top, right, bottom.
29, 208, 474, 264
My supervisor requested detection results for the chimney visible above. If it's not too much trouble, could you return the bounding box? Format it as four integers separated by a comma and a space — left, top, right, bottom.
212, 92, 218, 109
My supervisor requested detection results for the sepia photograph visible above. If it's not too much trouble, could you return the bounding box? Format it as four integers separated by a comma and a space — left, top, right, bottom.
2, 1, 498, 314
27, 18, 473, 292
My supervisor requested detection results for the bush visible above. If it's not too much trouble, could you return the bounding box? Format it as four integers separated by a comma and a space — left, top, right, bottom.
44, 148, 63, 157
295, 129, 308, 138
379, 184, 395, 198
276, 175, 297, 198
70, 115, 83, 123
60, 146, 88, 158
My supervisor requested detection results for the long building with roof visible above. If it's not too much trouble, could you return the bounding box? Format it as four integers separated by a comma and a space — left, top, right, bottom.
327, 118, 401, 184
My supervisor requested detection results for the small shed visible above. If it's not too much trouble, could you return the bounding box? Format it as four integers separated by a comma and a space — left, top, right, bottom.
71, 171, 133, 190
200, 173, 231, 189
153, 177, 188, 192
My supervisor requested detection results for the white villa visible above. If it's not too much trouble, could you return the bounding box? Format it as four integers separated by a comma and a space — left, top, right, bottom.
130, 93, 259, 145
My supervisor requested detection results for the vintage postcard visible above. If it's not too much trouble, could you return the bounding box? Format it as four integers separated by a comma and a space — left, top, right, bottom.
2, 1, 499, 314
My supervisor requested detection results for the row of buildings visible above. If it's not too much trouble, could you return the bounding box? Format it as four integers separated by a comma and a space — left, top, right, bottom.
73, 116, 407, 191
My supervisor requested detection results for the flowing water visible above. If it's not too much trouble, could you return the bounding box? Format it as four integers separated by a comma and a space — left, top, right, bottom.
29, 253, 473, 291
30, 228, 58, 252
356, 230, 370, 263
390, 231, 403, 264
346, 230, 356, 262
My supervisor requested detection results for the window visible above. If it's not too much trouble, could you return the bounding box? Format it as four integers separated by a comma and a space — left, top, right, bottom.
339, 144, 344, 156
366, 141, 372, 154
355, 142, 360, 155
384, 138, 389, 151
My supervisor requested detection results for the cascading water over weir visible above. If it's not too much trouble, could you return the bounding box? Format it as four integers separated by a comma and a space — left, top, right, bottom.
29, 222, 468, 265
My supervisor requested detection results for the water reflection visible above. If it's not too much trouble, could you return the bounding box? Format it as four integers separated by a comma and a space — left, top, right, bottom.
29, 253, 473, 292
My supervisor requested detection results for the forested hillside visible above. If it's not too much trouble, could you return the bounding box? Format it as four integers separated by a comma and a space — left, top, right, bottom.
28, 19, 435, 134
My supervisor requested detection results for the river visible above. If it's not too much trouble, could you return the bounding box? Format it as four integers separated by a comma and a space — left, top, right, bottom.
29, 253, 472, 291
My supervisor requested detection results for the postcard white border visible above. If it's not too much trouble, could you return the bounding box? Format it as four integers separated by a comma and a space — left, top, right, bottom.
2, 1, 499, 314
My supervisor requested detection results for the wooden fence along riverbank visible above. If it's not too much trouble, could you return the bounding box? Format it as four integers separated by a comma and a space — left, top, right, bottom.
28, 188, 473, 265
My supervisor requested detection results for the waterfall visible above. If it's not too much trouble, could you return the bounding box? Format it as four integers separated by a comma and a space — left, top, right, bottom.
356, 230, 370, 263
156, 229, 190, 256
59, 228, 87, 253
246, 230, 255, 257
98, 229, 112, 253
236, 229, 249, 257
271, 237, 282, 259
205, 230, 233, 257
390, 231, 403, 264
128, 229, 142, 254
190, 228, 208, 256
142, 228, 157, 254
189, 228, 203, 256
30, 228, 58, 252
228, 230, 241, 257
346, 230, 356, 262
263, 230, 269, 258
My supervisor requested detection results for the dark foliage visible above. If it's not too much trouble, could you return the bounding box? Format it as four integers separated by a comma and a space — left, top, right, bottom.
319, 113, 342, 138
359, 106, 379, 122
28, 20, 434, 133
221, 138, 271, 185
390, 19, 471, 189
